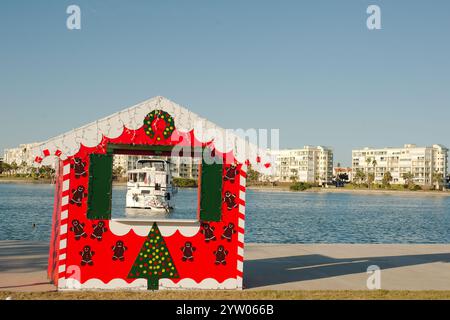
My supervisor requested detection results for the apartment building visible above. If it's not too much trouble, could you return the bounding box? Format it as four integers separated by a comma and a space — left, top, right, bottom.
124, 155, 199, 180
3, 143, 41, 168
169, 156, 200, 180
352, 144, 448, 186
271, 146, 334, 185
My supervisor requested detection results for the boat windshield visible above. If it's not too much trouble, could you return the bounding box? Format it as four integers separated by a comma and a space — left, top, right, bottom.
128, 172, 148, 183
128, 173, 137, 183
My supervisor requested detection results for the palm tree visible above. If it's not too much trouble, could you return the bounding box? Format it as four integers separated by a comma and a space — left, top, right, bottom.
402, 172, 414, 188
355, 169, 366, 187
371, 159, 377, 186
382, 171, 393, 188
290, 169, 298, 183
367, 172, 375, 188
20, 161, 29, 175
432, 171, 444, 190
366, 157, 372, 173
10, 162, 18, 176
288, 168, 298, 185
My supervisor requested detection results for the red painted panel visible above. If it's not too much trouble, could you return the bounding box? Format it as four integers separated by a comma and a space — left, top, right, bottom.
58, 125, 244, 288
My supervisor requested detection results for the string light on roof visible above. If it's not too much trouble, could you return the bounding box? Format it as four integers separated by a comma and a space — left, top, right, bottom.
31, 97, 273, 172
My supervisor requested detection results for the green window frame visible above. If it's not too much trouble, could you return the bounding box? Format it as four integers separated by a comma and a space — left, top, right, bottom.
87, 154, 113, 220
199, 157, 223, 222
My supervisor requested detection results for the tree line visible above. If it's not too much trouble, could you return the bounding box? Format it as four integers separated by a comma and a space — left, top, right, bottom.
0, 161, 55, 180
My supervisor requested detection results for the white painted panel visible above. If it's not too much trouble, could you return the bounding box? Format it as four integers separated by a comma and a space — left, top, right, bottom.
237, 246, 244, 257
59, 239, 67, 249
63, 164, 71, 176
62, 196, 69, 206
238, 218, 245, 229
62, 180, 70, 192
61, 210, 68, 220
237, 260, 243, 272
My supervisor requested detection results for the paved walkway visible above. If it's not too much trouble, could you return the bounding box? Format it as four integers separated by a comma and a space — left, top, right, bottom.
244, 244, 450, 290
1, 241, 450, 291
0, 241, 55, 292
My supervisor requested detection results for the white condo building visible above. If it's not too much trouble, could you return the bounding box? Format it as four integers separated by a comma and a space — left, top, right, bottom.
271, 146, 334, 185
124, 155, 199, 180
352, 144, 448, 186
3, 143, 41, 167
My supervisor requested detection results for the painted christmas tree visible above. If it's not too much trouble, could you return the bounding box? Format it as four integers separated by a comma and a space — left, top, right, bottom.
128, 222, 179, 290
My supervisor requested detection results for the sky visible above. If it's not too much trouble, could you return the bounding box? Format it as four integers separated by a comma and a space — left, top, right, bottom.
1, 0, 449, 166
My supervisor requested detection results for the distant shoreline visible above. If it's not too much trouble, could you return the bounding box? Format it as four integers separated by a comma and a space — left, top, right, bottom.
0, 179, 198, 188
0, 178, 51, 184
2, 178, 449, 197
248, 186, 450, 197
308, 188, 450, 196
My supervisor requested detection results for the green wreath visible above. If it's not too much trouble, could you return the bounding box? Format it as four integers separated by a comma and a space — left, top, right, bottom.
143, 110, 175, 140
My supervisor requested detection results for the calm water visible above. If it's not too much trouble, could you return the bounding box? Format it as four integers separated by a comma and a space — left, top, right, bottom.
1, 183, 450, 243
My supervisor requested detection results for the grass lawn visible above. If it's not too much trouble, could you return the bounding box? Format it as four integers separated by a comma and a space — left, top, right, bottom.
2, 290, 450, 300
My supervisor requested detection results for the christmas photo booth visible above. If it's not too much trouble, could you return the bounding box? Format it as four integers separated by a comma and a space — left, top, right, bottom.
32, 96, 272, 290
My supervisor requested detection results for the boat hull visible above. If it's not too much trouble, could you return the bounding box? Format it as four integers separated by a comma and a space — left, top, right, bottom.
126, 192, 174, 212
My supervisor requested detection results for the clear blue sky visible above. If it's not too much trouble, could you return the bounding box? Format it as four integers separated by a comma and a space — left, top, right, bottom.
1, 0, 449, 166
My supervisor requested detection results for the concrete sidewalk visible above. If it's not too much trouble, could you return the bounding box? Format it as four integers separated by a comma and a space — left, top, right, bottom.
244, 244, 450, 290
1, 241, 450, 291
0, 241, 55, 292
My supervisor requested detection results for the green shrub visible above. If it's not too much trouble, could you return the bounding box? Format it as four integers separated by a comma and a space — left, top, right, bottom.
290, 182, 313, 191
173, 177, 198, 188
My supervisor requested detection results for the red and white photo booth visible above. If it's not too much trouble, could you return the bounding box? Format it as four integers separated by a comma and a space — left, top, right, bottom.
32, 96, 272, 290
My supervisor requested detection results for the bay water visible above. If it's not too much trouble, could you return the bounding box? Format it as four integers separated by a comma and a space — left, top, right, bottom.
1, 183, 449, 243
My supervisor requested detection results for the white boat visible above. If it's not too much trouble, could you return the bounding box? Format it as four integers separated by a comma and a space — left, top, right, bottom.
126, 159, 177, 213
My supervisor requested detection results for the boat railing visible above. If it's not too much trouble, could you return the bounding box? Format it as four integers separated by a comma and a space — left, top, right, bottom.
127, 184, 175, 191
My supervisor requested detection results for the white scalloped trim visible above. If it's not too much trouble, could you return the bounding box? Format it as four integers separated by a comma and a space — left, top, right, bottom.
31, 96, 274, 173
109, 220, 201, 237
160, 278, 239, 290
59, 278, 148, 290
58, 277, 239, 290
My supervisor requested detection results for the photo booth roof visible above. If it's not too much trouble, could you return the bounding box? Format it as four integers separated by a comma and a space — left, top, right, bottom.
31, 96, 274, 174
